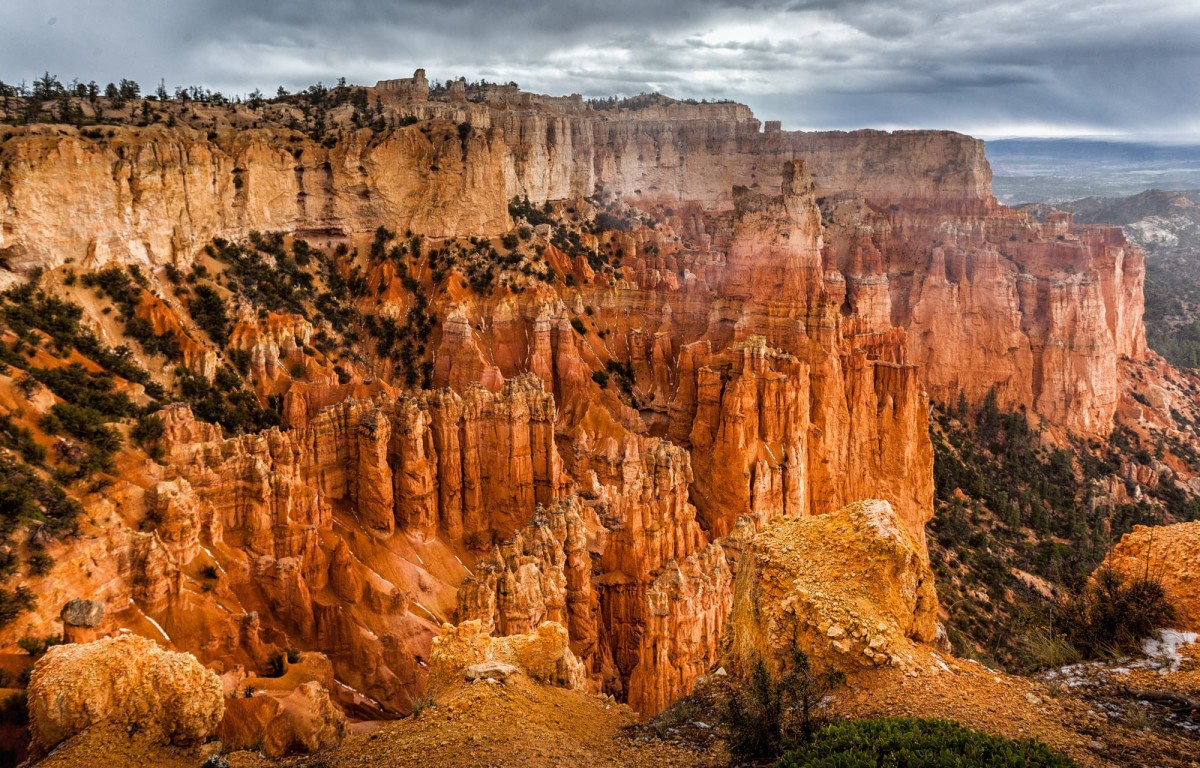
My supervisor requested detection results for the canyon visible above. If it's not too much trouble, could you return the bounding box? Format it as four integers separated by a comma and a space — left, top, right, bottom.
0, 71, 1193, 760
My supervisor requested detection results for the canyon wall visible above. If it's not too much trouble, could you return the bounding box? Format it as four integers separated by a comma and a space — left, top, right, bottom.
0, 76, 1151, 721
0, 88, 1141, 433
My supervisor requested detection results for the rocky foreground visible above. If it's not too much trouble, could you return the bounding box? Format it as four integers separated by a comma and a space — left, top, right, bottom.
24, 500, 1200, 767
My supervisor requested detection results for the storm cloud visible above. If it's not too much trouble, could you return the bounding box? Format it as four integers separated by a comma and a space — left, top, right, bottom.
1, 0, 1197, 137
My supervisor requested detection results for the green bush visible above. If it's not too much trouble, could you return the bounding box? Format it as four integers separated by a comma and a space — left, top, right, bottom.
26, 548, 53, 575
41, 402, 123, 453
1054, 566, 1175, 658
777, 717, 1077, 767
131, 413, 165, 446
0, 414, 46, 465
31, 363, 135, 419
0, 586, 35, 627
0, 691, 27, 726
263, 647, 299, 677
188, 284, 231, 345
17, 633, 63, 657
177, 369, 282, 435
724, 650, 845, 762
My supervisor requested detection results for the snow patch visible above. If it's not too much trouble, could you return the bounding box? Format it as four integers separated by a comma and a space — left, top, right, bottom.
139, 610, 171, 643
1143, 629, 1198, 671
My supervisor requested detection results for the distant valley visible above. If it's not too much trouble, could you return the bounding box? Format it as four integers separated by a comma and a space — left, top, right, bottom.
988, 138, 1200, 204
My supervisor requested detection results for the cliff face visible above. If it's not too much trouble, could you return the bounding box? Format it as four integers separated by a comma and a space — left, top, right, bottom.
0, 77, 1155, 721
0, 98, 1140, 435
843, 206, 1147, 434
0, 125, 511, 271
1, 108, 988, 265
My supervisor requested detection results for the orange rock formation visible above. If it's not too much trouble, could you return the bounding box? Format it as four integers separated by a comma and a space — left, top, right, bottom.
0, 74, 1154, 722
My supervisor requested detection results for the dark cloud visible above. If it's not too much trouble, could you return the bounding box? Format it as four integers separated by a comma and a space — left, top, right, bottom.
1, 0, 1197, 137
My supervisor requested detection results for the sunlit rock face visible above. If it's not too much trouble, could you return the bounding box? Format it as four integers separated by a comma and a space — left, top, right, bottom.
0, 75, 1146, 718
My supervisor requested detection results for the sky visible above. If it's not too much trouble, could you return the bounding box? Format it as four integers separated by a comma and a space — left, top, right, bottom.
0, 0, 1198, 139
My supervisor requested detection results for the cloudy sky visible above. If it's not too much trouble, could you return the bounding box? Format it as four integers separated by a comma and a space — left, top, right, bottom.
1, 0, 1197, 138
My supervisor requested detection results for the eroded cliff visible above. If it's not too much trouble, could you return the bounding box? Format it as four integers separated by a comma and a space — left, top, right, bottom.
0, 73, 1166, 731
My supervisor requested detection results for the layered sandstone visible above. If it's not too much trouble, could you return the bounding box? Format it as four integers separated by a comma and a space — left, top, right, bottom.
0, 123, 511, 271
0, 82, 1144, 435
142, 376, 564, 711
454, 433, 732, 713
0, 90, 989, 265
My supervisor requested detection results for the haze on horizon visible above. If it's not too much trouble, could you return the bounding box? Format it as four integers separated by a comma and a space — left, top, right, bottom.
0, 0, 1197, 140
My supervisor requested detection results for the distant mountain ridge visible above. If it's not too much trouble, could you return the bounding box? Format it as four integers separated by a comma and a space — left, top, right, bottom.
987, 138, 1200, 204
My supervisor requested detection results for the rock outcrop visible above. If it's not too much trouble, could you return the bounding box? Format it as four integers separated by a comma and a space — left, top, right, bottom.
59, 598, 104, 644
426, 619, 586, 693
1102, 521, 1200, 632
217, 651, 347, 757
27, 635, 224, 755
724, 499, 940, 677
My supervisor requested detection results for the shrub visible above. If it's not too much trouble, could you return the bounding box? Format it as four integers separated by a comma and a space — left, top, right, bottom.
40, 402, 123, 453
724, 649, 845, 762
0, 586, 35, 627
570, 317, 586, 335
0, 692, 27, 727
411, 693, 435, 717
17, 633, 63, 657
1054, 566, 1175, 658
263, 648, 299, 677
463, 531, 492, 550
777, 717, 1077, 767
81, 266, 140, 318
31, 363, 135, 418
26, 549, 53, 576
177, 369, 282, 435
0, 414, 46, 465
132, 413, 165, 447
188, 284, 231, 345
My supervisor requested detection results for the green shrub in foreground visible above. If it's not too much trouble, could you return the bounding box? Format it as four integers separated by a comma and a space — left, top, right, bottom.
776, 717, 1078, 768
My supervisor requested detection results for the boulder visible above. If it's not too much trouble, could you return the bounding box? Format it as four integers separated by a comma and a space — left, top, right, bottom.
217, 651, 346, 756
262, 681, 346, 757
59, 599, 104, 627
464, 661, 520, 682
427, 620, 586, 693
27, 634, 224, 755
59, 599, 106, 643
724, 499, 939, 677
